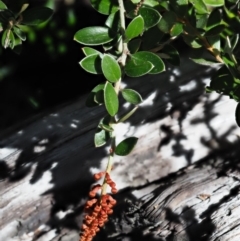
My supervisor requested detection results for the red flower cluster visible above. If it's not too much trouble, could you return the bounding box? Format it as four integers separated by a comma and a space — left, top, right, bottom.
80, 171, 117, 241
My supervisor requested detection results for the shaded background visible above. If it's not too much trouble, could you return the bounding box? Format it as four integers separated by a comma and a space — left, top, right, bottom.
0, 0, 107, 131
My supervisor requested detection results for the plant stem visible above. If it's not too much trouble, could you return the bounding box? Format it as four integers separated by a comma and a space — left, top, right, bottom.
101, 0, 128, 196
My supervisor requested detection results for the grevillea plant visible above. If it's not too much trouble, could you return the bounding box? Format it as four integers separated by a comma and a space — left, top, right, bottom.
1, 0, 240, 240
73, 0, 240, 240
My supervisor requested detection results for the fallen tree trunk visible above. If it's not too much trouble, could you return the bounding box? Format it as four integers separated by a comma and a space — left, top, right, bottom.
1, 57, 240, 241
102, 147, 240, 241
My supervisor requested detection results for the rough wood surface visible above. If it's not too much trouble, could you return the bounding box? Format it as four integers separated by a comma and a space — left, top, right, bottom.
1, 58, 240, 241
102, 150, 240, 241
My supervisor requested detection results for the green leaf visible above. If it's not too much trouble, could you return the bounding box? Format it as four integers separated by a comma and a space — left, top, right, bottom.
189, 0, 208, 14
209, 74, 236, 95
105, 10, 120, 31
8, 30, 15, 49
74, 27, 114, 46
0, 9, 15, 24
196, 14, 208, 29
235, 103, 240, 127
80, 54, 102, 74
1, 29, 14, 49
204, 24, 225, 36
115, 137, 138, 156
82, 47, 101, 56
13, 26, 26, 41
158, 11, 177, 33
189, 47, 219, 66
138, 7, 161, 30
94, 129, 110, 147
131, 51, 165, 74
125, 15, 144, 41
182, 35, 202, 48
122, 89, 143, 105
170, 22, 183, 36
161, 44, 180, 66
141, 26, 164, 50
203, 0, 224, 7
86, 83, 105, 107
104, 82, 119, 116
0, 1, 7, 9
207, 35, 220, 52
125, 56, 153, 77
90, 0, 119, 15
101, 54, 121, 83
169, 0, 188, 16
207, 9, 221, 30
128, 38, 141, 54
21, 7, 53, 25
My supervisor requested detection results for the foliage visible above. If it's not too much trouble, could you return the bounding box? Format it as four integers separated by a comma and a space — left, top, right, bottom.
1, 0, 240, 240
0, 0, 53, 53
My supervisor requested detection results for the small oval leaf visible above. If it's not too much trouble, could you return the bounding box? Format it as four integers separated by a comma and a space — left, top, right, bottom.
161, 44, 180, 66
94, 129, 110, 147
74, 27, 114, 46
82, 47, 101, 56
86, 83, 105, 107
90, 0, 119, 15
21, 7, 53, 25
102, 54, 121, 83
132, 51, 165, 74
13, 26, 26, 41
139, 7, 161, 30
125, 15, 144, 41
125, 57, 153, 77
203, 0, 224, 7
115, 137, 138, 156
0, 1, 8, 9
80, 54, 102, 74
122, 89, 143, 105
104, 82, 119, 116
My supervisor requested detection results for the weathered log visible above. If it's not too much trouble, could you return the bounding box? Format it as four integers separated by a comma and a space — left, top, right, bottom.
102, 147, 240, 241
1, 57, 240, 241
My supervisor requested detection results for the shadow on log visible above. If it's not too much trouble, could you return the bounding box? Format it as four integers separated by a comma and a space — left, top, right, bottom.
1, 56, 240, 241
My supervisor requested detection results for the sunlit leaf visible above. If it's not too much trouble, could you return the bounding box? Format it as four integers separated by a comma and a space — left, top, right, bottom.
0, 1, 7, 9
102, 54, 121, 83
122, 89, 143, 104
104, 82, 119, 116
131, 51, 165, 74
189, 0, 208, 14
90, 0, 119, 15
125, 56, 153, 77
80, 54, 102, 74
115, 137, 138, 156
82, 47, 101, 56
138, 7, 161, 30
125, 15, 144, 41
74, 27, 114, 46
203, 0, 224, 7
94, 128, 110, 147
